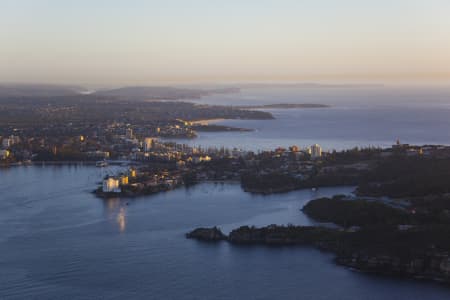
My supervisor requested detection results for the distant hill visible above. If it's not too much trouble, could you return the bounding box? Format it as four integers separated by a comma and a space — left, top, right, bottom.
236, 83, 384, 89
0, 84, 86, 97
94, 86, 239, 101
236, 103, 330, 109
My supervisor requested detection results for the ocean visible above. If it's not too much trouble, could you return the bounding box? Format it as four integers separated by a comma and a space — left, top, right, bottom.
167, 86, 450, 151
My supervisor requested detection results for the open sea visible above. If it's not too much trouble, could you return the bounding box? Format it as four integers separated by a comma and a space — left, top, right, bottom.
168, 86, 450, 151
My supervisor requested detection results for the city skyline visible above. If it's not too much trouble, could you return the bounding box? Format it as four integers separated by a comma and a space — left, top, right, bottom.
2, 0, 450, 86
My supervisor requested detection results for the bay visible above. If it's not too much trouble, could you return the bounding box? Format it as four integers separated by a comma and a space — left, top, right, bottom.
1, 165, 450, 299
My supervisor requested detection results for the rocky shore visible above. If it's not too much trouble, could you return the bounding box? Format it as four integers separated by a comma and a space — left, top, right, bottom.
185, 227, 227, 241
186, 225, 450, 285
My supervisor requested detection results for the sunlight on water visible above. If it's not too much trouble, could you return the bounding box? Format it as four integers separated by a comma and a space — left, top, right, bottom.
117, 207, 127, 233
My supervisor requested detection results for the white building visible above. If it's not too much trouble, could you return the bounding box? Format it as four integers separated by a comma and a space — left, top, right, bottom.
2, 138, 11, 148
126, 128, 134, 139
310, 144, 322, 159
2, 135, 20, 149
102, 177, 121, 193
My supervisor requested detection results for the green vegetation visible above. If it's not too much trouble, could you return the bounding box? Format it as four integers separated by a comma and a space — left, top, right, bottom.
302, 196, 410, 227
357, 157, 450, 197
241, 172, 301, 193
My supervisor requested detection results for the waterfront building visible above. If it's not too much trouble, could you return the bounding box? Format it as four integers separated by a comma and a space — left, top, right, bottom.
0, 149, 10, 159
120, 175, 129, 186
102, 177, 121, 193
86, 151, 110, 159
311, 144, 322, 158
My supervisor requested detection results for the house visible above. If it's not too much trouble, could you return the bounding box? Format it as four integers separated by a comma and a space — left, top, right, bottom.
102, 177, 121, 193
0, 149, 10, 159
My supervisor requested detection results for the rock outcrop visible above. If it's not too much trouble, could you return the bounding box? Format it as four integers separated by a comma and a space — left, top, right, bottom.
186, 227, 227, 241
186, 225, 450, 284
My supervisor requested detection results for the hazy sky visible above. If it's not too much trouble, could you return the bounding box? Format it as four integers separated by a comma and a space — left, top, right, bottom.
1, 0, 450, 86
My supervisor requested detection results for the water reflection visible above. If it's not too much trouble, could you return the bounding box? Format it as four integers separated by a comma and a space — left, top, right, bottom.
117, 207, 126, 233
104, 198, 127, 233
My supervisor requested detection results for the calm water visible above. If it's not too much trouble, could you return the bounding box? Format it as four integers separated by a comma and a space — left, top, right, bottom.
2, 165, 450, 299
168, 86, 450, 151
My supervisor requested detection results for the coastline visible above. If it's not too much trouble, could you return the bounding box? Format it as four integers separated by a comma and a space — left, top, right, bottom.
1, 160, 136, 169
186, 225, 450, 286
190, 118, 226, 125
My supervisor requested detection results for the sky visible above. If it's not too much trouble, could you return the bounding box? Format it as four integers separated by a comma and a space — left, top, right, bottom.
1, 0, 450, 86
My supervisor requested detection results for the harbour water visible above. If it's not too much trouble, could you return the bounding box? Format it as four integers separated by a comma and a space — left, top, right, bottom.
2, 165, 450, 299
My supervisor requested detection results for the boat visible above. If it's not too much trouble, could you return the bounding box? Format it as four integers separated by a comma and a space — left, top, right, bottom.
96, 160, 108, 167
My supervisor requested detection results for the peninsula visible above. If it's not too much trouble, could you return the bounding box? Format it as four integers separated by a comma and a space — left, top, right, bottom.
187, 194, 450, 284
185, 144, 450, 285
236, 103, 330, 109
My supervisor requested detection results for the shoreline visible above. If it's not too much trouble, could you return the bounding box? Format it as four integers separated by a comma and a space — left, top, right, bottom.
186, 225, 450, 286
190, 118, 226, 125
0, 160, 137, 169
94, 179, 241, 200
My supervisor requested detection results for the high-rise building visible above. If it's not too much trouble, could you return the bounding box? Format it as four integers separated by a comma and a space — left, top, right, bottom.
2, 138, 11, 148
126, 128, 134, 139
311, 144, 322, 158
144, 137, 156, 152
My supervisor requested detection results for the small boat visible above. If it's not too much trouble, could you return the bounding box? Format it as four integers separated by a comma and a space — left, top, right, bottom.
96, 160, 108, 167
